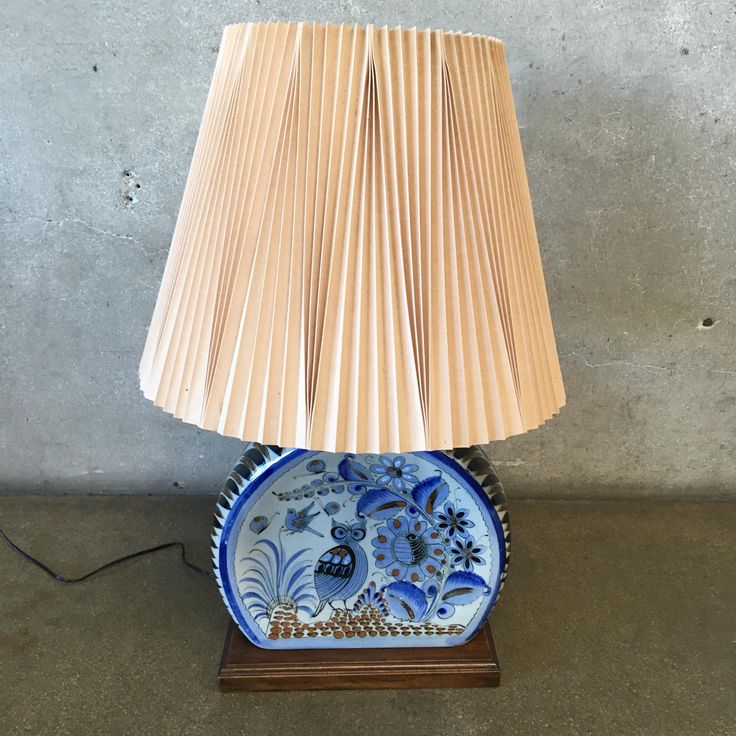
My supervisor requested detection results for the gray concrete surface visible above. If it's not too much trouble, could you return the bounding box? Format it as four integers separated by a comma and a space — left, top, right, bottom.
1, 1, 735, 498
1, 496, 734, 735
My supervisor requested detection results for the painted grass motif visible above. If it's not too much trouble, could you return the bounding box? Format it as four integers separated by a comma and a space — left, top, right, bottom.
239, 538, 316, 622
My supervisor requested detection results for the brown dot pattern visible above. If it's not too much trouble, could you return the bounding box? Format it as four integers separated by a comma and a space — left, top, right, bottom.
265, 604, 464, 641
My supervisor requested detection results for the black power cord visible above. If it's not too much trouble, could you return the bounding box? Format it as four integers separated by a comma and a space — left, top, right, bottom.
0, 526, 214, 583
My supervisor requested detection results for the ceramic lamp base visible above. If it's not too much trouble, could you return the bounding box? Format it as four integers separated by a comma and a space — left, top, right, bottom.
212, 445, 509, 650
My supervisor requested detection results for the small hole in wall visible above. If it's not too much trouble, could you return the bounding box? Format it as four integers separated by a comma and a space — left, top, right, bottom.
701, 317, 714, 328
173, 481, 180, 487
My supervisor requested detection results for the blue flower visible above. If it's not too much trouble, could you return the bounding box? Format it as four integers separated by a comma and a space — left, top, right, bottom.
449, 535, 486, 572
435, 503, 475, 538
369, 455, 419, 491
372, 515, 445, 582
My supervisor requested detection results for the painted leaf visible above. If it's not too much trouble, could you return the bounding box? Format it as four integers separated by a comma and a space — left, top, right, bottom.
323, 501, 341, 515
338, 454, 372, 482
411, 476, 449, 514
248, 515, 270, 534
306, 458, 326, 473
383, 581, 428, 621
441, 571, 489, 605
356, 489, 408, 519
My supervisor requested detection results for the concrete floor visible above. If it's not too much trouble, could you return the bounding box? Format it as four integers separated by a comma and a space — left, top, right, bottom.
1, 497, 734, 735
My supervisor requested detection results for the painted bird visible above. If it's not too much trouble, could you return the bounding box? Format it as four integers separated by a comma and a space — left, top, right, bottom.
284, 501, 323, 537
312, 520, 368, 615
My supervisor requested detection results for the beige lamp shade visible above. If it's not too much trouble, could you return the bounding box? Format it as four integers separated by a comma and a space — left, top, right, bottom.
139, 21, 565, 453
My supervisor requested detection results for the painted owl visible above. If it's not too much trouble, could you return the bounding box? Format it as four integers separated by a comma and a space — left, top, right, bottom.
312, 520, 368, 616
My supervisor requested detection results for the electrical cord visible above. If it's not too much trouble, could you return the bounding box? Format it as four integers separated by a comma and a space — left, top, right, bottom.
0, 526, 215, 583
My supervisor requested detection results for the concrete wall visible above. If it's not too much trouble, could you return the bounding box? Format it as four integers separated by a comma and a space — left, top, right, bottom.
1, 1, 734, 498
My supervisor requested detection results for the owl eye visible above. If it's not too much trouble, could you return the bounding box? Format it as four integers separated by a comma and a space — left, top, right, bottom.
350, 528, 366, 541
332, 525, 348, 539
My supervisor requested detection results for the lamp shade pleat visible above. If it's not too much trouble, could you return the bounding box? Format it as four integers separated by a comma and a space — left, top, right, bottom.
139, 21, 565, 453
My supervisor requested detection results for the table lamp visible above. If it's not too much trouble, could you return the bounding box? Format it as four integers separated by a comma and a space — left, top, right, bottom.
140, 21, 564, 654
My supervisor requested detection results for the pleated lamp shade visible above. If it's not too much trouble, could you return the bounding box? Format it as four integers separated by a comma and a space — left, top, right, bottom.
139, 21, 565, 453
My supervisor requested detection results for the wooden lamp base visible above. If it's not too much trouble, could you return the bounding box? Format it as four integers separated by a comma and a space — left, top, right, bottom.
218, 621, 500, 691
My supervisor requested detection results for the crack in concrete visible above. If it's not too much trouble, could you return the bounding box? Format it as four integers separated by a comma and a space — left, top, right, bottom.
8, 207, 135, 242
6, 207, 167, 257
561, 351, 736, 377
560, 351, 669, 372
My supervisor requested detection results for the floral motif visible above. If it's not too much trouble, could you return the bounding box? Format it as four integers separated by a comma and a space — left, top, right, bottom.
372, 515, 445, 582
232, 448, 501, 648
369, 455, 419, 491
449, 535, 486, 572
435, 503, 475, 538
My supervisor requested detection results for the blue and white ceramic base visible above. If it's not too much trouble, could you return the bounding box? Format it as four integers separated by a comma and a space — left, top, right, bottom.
212, 445, 510, 649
